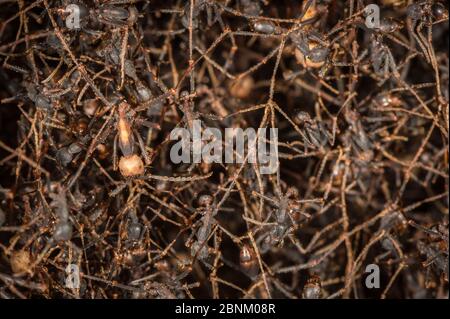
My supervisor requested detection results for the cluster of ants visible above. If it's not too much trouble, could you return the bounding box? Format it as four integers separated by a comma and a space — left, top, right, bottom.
0, 0, 448, 299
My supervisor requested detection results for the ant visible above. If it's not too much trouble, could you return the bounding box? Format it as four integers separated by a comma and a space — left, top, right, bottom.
294, 111, 333, 151
58, 1, 139, 30
181, 0, 224, 29
49, 184, 73, 242
342, 108, 374, 163
253, 186, 318, 253
186, 193, 218, 268
290, 29, 330, 70
114, 101, 160, 177
411, 220, 449, 282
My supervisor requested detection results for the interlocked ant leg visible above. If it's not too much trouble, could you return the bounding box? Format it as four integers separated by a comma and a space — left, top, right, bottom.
133, 127, 152, 166
370, 35, 400, 84
407, 2, 432, 64
113, 134, 119, 171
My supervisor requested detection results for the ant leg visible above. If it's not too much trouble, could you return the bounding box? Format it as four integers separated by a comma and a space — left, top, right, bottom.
113, 133, 118, 171
119, 26, 129, 90
133, 129, 152, 165
185, 219, 203, 248
134, 118, 161, 130
409, 22, 431, 63
2, 62, 29, 75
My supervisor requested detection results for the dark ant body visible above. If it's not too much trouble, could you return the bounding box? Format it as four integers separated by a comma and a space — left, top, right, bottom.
59, 1, 139, 29
290, 29, 330, 69
186, 193, 218, 267
294, 111, 332, 150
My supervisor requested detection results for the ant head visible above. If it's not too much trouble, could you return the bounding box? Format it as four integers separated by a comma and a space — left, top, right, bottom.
294, 111, 312, 125
286, 187, 299, 199
179, 90, 190, 98
239, 244, 254, 263
302, 275, 322, 299
432, 2, 448, 20
71, 115, 89, 136
239, 243, 259, 277
407, 3, 424, 21
374, 93, 395, 108
118, 101, 130, 116
196, 192, 214, 208
83, 99, 99, 116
